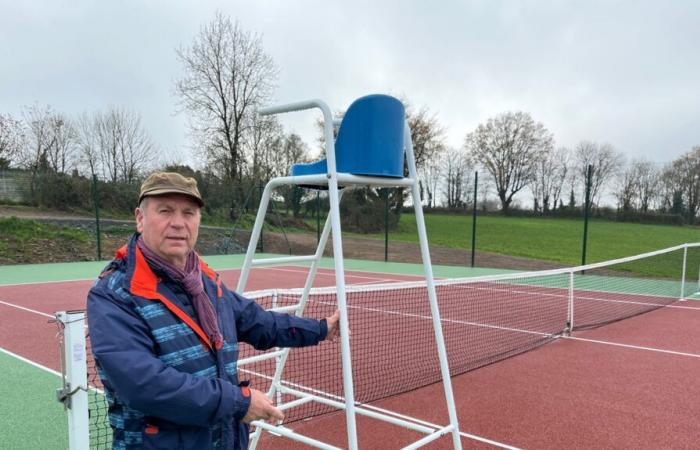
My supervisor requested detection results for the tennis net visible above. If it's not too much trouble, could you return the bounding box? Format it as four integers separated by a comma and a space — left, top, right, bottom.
57, 242, 700, 447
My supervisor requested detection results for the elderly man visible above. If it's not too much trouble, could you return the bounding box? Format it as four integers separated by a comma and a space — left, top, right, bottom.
87, 172, 339, 449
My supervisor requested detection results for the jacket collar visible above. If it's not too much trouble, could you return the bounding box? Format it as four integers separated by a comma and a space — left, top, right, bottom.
116, 233, 221, 298
113, 234, 223, 352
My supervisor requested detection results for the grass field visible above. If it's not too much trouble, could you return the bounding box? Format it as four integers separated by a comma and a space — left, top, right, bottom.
379, 214, 700, 265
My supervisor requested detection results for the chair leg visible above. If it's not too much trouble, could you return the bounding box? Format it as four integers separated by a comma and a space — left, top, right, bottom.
327, 177, 359, 450
405, 123, 462, 449
248, 192, 342, 450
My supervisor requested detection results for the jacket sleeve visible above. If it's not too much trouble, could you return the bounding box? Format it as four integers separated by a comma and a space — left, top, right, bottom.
223, 285, 328, 350
87, 283, 251, 426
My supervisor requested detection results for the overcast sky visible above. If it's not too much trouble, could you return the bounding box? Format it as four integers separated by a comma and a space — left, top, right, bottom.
2, 0, 698, 167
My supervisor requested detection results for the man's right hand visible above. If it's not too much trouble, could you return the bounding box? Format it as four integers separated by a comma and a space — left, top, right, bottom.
242, 388, 284, 424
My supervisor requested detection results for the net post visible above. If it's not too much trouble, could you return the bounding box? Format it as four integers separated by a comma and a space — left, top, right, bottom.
567, 271, 575, 333
680, 245, 688, 301
56, 311, 90, 450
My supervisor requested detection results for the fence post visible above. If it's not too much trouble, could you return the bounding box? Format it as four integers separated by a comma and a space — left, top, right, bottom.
581, 164, 593, 267
383, 189, 389, 262
471, 171, 478, 268
92, 175, 102, 261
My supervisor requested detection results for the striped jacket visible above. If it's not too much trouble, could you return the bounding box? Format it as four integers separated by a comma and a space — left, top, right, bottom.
87, 234, 327, 449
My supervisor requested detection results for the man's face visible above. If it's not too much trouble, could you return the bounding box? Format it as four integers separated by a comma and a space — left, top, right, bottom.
135, 194, 201, 268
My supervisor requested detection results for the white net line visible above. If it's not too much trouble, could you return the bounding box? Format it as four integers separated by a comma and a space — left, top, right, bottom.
244, 242, 696, 299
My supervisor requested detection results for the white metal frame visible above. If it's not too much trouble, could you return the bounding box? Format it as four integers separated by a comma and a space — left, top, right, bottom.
236, 99, 462, 449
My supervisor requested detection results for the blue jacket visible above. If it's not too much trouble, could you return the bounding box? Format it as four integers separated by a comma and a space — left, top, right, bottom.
87, 234, 327, 449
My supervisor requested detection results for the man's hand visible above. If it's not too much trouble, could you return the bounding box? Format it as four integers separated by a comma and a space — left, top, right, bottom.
325, 310, 341, 341
242, 388, 284, 424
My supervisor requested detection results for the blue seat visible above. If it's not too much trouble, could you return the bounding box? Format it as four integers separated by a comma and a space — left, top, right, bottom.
291, 94, 405, 178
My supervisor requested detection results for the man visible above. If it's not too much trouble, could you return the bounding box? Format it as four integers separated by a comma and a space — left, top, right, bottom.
87, 172, 340, 449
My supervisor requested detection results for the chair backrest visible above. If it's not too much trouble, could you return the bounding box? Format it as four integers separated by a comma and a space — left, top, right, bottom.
335, 94, 405, 178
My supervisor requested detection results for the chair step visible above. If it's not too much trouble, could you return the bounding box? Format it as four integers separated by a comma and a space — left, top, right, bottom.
252, 255, 317, 267
238, 349, 286, 366
249, 422, 342, 450
269, 305, 299, 314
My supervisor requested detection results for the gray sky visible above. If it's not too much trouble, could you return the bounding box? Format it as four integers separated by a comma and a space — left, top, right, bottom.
2, 0, 698, 167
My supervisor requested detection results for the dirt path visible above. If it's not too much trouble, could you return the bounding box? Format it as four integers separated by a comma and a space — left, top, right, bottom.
260, 231, 565, 271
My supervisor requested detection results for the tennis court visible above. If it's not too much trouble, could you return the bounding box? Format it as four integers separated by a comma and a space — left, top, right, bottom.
2, 247, 700, 449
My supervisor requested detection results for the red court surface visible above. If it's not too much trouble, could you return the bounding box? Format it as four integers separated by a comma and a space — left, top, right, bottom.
2, 266, 700, 449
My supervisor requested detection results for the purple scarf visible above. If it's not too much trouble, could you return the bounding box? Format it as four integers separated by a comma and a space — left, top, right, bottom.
137, 237, 223, 348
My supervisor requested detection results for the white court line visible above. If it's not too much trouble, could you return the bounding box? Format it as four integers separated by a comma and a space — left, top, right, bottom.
0, 277, 95, 287
255, 264, 428, 280
0, 346, 61, 377
0, 265, 420, 288
465, 284, 698, 310
565, 336, 700, 358
0, 278, 397, 323
0, 299, 54, 318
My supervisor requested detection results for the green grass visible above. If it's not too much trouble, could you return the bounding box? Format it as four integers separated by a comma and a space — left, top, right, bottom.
0, 216, 88, 243
377, 214, 700, 265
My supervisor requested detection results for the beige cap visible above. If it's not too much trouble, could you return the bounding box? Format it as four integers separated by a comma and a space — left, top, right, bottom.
139, 172, 204, 207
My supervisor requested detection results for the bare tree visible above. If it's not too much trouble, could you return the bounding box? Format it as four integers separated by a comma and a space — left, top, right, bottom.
406, 105, 447, 171
613, 156, 636, 212
75, 112, 100, 176
175, 12, 277, 182
628, 159, 660, 212
19, 105, 58, 197
418, 155, 441, 208
0, 113, 25, 168
531, 146, 570, 213
574, 141, 624, 206
45, 114, 77, 174
441, 147, 473, 208
20, 105, 53, 170
658, 162, 682, 213
93, 108, 156, 183
465, 111, 553, 213
278, 133, 310, 216
242, 114, 284, 182
636, 162, 660, 213
665, 146, 700, 221
280, 133, 309, 172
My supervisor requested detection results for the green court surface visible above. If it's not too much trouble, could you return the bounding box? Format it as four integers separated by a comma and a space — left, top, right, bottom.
0, 350, 67, 449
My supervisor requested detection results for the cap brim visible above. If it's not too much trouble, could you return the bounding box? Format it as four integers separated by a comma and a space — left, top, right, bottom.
140, 189, 204, 207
